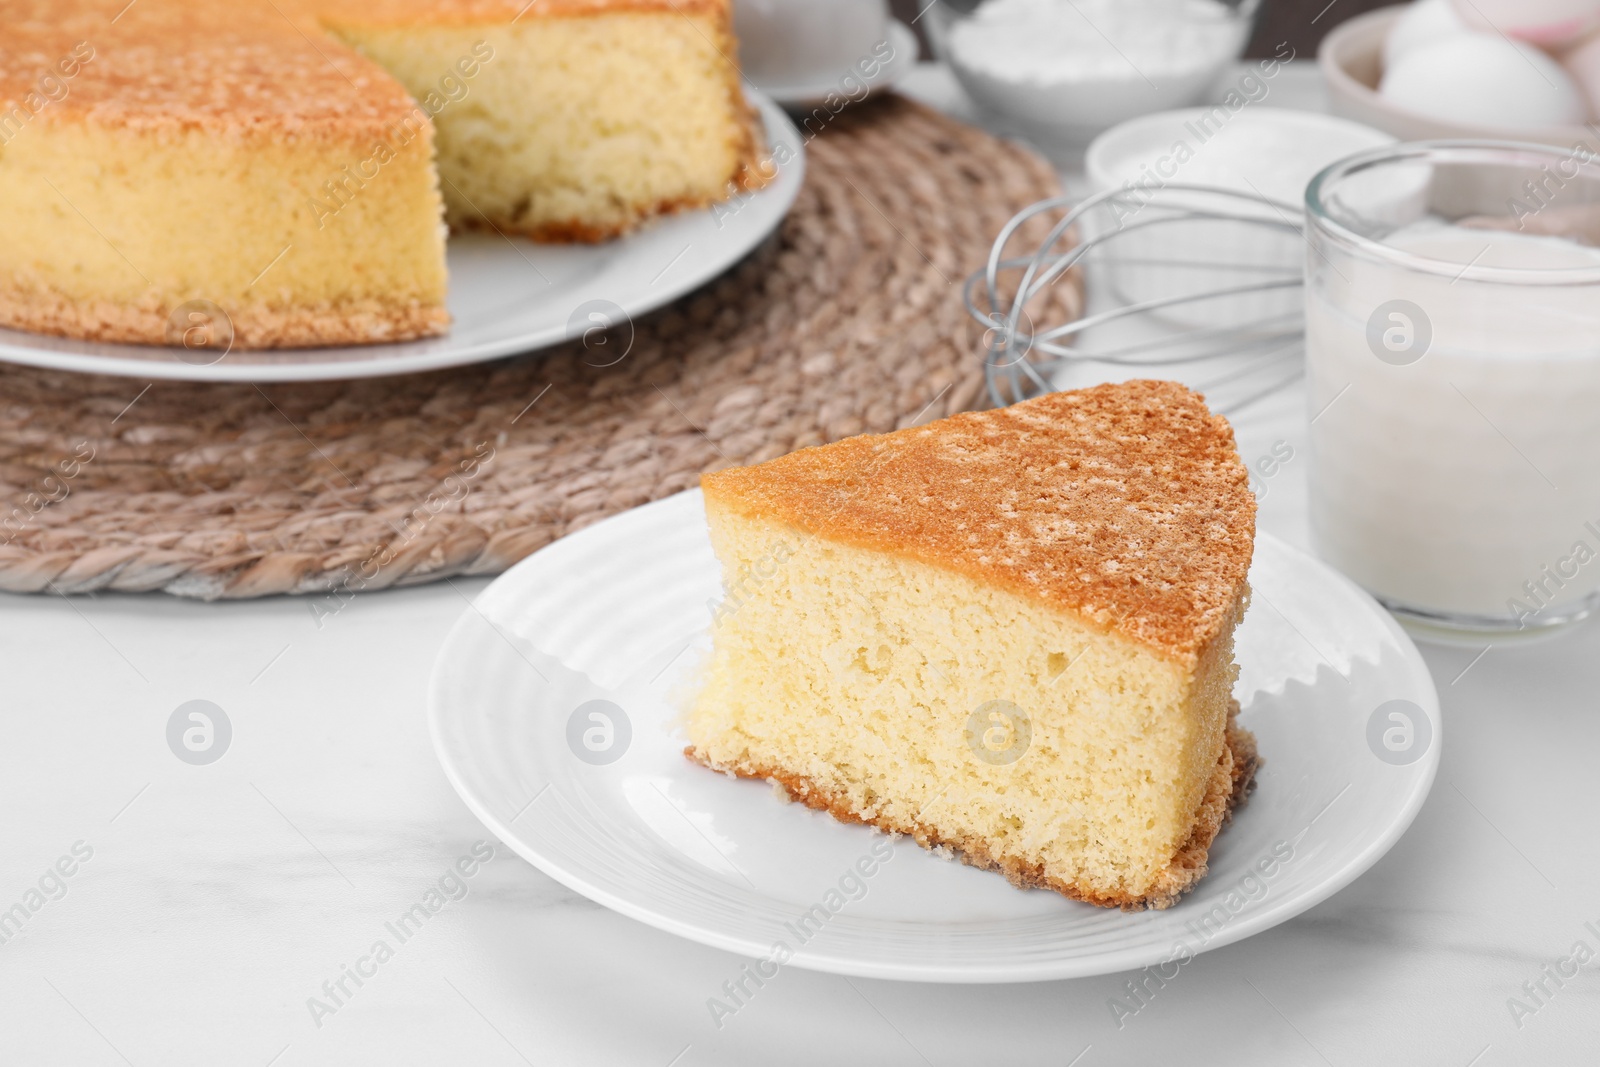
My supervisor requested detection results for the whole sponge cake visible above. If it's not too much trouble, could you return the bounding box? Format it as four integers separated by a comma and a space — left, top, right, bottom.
686, 380, 1258, 909
0, 0, 764, 349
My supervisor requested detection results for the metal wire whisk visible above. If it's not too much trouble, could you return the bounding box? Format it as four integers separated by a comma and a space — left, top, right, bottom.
965, 184, 1309, 414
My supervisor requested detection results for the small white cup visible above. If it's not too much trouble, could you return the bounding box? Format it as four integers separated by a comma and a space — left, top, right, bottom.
1085, 108, 1396, 329
734, 0, 890, 86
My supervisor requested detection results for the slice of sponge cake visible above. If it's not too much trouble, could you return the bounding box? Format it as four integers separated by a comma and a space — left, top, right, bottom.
685, 380, 1258, 909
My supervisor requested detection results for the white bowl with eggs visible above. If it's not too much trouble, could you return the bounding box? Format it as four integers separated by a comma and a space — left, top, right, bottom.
1321, 2, 1600, 151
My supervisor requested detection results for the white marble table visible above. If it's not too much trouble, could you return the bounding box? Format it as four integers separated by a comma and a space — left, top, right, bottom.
3, 63, 1597, 1066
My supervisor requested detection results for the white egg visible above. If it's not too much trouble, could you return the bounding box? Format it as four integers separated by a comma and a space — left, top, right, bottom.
1450, 0, 1600, 48
1380, 35, 1588, 127
1563, 32, 1600, 118
1384, 0, 1469, 71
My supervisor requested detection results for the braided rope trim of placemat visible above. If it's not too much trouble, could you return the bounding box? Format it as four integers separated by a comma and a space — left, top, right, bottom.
0, 97, 1076, 601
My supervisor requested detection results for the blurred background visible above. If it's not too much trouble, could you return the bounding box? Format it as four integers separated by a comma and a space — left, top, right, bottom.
887, 0, 1398, 58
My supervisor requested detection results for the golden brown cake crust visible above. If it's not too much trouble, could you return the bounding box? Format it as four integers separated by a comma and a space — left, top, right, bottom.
0, 282, 449, 349
459, 183, 766, 243
0, 1, 734, 133
687, 702, 1259, 911
0, 1, 418, 140
0, 0, 739, 141
316, 0, 731, 26
701, 381, 1257, 664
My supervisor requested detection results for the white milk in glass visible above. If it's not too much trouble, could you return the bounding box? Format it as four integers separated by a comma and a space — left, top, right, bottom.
1306, 145, 1600, 632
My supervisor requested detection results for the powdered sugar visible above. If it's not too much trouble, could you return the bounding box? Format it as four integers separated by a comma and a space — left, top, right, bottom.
940, 0, 1249, 143
947, 0, 1242, 86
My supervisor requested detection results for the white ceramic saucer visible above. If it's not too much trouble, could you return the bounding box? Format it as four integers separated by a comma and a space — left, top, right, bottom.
750, 21, 920, 111
428, 489, 1440, 982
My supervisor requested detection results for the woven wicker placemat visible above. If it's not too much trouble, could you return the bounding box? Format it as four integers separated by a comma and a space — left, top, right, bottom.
0, 97, 1071, 600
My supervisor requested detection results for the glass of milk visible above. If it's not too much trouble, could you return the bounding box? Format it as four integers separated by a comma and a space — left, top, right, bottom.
1305, 141, 1600, 637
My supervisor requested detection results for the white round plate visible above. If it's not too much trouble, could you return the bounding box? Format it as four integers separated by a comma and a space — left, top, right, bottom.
0, 93, 802, 384
429, 489, 1440, 983
751, 21, 918, 110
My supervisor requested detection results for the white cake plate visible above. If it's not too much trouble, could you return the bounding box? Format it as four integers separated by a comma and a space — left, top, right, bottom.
428, 489, 1440, 983
0, 93, 803, 383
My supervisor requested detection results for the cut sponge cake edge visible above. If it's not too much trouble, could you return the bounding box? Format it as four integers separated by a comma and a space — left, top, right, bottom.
0, 119, 451, 348
325, 3, 770, 242
683, 380, 1258, 909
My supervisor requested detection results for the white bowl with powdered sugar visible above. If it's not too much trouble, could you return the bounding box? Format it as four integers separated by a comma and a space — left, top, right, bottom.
929, 0, 1256, 150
